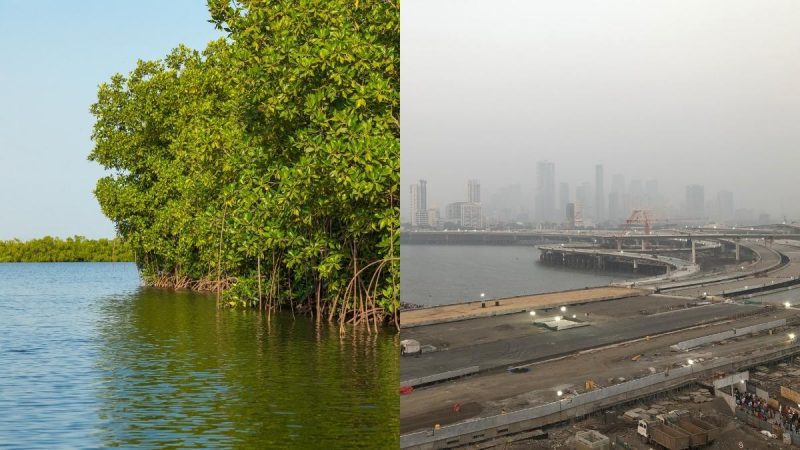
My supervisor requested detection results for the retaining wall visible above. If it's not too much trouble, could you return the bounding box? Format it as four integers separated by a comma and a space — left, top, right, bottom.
670, 319, 786, 351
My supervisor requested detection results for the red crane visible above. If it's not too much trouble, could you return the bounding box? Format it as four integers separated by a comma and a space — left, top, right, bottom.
625, 209, 654, 235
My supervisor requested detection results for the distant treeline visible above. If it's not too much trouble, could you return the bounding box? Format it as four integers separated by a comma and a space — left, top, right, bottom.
0, 236, 134, 263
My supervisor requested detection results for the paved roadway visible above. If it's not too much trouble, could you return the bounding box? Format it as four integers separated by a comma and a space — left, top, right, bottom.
401, 312, 799, 433
669, 242, 800, 297
405, 295, 699, 352
401, 302, 763, 381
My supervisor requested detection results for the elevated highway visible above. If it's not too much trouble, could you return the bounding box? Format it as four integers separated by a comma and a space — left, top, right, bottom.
401, 229, 800, 245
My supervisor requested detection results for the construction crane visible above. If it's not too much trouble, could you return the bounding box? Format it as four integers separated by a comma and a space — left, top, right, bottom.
624, 210, 654, 236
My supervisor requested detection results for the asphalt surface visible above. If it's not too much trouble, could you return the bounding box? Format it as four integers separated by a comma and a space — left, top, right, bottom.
401, 302, 762, 381
403, 295, 697, 351
401, 315, 800, 433
670, 243, 800, 297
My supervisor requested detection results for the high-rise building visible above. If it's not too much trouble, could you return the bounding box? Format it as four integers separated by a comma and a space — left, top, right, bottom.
558, 182, 570, 222
467, 179, 481, 204
445, 202, 483, 229
427, 207, 440, 228
410, 184, 420, 226
595, 164, 605, 223
535, 161, 556, 223
686, 184, 705, 219
609, 174, 625, 223
419, 179, 427, 210
566, 203, 576, 228
716, 190, 734, 222
410, 180, 429, 227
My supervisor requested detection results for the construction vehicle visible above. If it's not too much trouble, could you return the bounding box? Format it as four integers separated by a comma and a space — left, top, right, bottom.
638, 419, 690, 450
681, 417, 719, 443
638, 415, 719, 449
674, 419, 707, 446
584, 379, 598, 391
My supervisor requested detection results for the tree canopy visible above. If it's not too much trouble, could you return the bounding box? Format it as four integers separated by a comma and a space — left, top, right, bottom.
89, 0, 399, 326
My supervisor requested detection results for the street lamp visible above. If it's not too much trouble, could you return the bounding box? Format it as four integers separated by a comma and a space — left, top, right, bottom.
529, 311, 536, 317
560, 306, 567, 313
790, 333, 796, 341
785, 302, 792, 309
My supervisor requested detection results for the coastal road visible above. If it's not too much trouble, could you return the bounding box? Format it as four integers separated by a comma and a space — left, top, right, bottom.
669, 242, 800, 297
401, 301, 764, 381
401, 311, 799, 433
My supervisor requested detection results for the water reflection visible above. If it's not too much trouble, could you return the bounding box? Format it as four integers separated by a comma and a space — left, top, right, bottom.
0, 263, 397, 449
91, 287, 398, 448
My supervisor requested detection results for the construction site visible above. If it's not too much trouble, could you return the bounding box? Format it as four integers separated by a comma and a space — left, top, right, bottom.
400, 221, 800, 449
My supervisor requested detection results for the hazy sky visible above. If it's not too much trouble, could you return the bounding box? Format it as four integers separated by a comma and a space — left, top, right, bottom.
402, 0, 800, 220
0, 1, 221, 240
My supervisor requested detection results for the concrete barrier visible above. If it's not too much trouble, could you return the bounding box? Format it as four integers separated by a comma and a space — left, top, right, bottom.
401, 343, 800, 449
670, 319, 786, 351
401, 366, 480, 388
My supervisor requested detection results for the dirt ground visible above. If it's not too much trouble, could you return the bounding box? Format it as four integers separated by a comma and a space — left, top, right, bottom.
401, 313, 797, 434
401, 287, 646, 327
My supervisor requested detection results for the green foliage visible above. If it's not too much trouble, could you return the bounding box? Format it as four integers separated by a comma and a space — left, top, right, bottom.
0, 236, 134, 263
89, 0, 399, 323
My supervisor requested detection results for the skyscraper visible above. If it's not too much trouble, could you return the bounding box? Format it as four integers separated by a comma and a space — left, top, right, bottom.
686, 184, 705, 219
566, 203, 576, 228
595, 164, 605, 223
467, 179, 481, 204
419, 179, 427, 210
410, 180, 429, 227
535, 161, 556, 223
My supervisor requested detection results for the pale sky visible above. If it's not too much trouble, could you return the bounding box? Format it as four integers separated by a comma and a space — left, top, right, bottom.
0, 0, 221, 240
401, 0, 800, 221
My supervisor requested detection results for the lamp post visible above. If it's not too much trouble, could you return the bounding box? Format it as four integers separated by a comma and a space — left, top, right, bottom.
557, 390, 563, 413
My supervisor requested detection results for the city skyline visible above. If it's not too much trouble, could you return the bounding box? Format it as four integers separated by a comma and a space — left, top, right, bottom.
402, 0, 800, 225
403, 161, 779, 228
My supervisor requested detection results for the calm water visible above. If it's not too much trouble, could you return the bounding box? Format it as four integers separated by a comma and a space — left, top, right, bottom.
401, 245, 640, 306
0, 263, 398, 449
